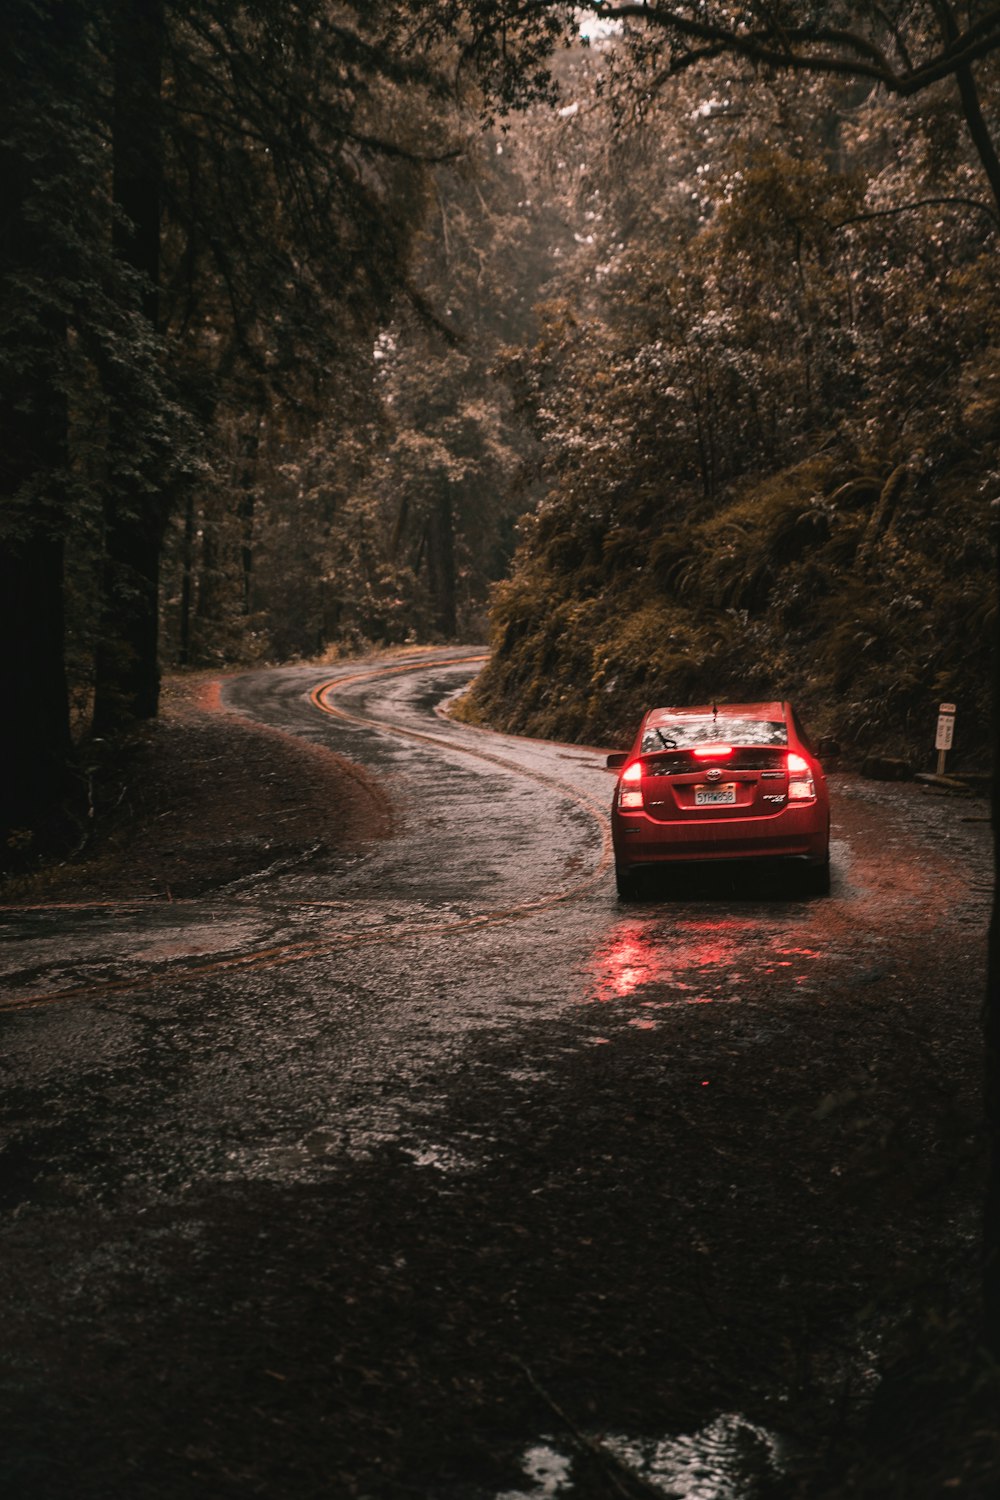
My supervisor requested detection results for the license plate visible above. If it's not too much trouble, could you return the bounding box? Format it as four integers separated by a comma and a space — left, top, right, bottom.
695, 784, 736, 806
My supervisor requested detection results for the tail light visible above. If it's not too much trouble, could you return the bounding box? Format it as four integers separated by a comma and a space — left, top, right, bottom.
693, 744, 733, 758
619, 760, 644, 809
787, 752, 816, 801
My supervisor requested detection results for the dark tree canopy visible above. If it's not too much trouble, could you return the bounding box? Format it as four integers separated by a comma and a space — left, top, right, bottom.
1, 0, 465, 836
441, 1, 1000, 214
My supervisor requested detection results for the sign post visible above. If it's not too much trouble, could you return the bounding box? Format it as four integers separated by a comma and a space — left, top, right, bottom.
935, 702, 956, 776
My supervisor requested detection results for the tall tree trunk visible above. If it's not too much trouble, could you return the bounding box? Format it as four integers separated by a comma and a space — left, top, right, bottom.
0, 529, 72, 837
929, 1, 1000, 221
987, 546, 1000, 1356
237, 414, 262, 616
0, 3, 78, 839
92, 0, 165, 734
92, 473, 165, 731
178, 493, 195, 667
196, 522, 220, 635
427, 486, 457, 637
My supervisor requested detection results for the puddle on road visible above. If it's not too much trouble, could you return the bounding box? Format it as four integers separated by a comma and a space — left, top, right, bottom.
589, 921, 742, 1006
497, 1414, 786, 1499
586, 920, 821, 1012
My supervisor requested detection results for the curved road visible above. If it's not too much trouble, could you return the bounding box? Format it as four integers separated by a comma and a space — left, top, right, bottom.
0, 648, 991, 1499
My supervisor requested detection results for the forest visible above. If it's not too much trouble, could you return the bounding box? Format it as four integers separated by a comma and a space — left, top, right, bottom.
458, 14, 998, 766
3, 0, 1000, 1485
1, 0, 997, 856
4, 2, 999, 857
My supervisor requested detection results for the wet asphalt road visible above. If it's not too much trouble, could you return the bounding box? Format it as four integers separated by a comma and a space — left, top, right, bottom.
0, 648, 992, 1499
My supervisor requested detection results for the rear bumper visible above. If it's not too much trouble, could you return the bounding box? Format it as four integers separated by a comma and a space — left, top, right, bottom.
613, 806, 829, 867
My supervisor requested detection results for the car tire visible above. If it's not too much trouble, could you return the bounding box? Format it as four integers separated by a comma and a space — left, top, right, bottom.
802, 857, 831, 897
615, 864, 643, 902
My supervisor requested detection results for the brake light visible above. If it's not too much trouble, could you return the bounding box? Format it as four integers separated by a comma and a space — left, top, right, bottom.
787, 752, 815, 801
693, 744, 733, 758
619, 760, 644, 809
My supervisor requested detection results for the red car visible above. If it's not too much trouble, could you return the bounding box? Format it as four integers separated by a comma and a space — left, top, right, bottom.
607, 701, 831, 899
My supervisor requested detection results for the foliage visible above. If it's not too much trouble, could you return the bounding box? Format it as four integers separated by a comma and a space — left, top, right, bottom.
3, 0, 503, 846
155, 32, 566, 664
464, 47, 999, 768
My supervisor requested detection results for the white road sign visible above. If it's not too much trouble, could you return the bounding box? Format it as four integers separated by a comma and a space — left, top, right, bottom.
935, 705, 956, 752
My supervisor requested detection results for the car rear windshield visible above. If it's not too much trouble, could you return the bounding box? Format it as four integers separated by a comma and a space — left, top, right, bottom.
641, 716, 788, 753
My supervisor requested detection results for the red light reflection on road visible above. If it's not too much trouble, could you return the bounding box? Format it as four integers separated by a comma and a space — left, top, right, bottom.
586, 922, 825, 1022
594, 932, 658, 1000
588, 918, 747, 1008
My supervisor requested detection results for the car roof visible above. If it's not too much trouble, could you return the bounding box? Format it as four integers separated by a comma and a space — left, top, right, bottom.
645, 702, 786, 724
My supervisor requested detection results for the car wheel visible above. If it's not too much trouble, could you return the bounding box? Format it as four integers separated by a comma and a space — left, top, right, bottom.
802, 857, 831, 897
615, 864, 643, 902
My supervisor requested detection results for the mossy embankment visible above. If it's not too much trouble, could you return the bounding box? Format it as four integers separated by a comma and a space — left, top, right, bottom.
461, 433, 995, 771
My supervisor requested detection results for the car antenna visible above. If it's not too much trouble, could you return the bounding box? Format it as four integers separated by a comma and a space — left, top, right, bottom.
712, 699, 718, 723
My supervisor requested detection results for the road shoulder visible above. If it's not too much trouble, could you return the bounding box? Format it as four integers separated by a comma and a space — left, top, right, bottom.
2, 672, 390, 905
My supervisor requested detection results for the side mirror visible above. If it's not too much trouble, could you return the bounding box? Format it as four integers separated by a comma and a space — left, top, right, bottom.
816, 737, 840, 758
606, 752, 628, 770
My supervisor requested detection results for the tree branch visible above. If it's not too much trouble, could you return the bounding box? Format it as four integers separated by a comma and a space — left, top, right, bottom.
587, 1, 1000, 95
832, 195, 999, 230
